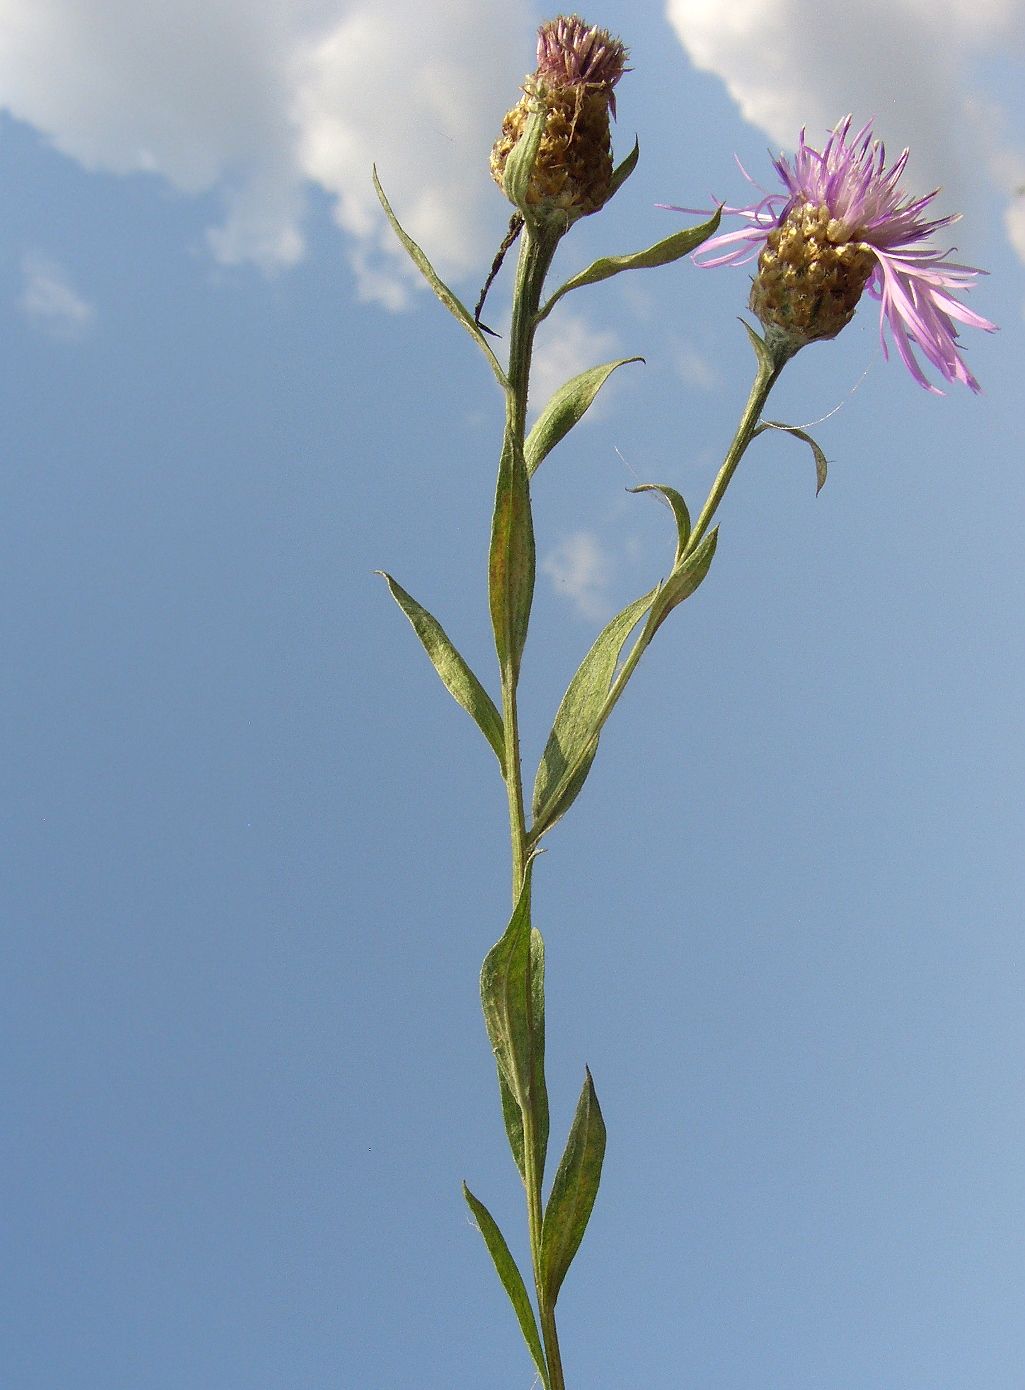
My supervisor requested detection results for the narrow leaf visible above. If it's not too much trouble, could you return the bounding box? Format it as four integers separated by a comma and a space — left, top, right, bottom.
480, 883, 549, 1180
503, 106, 546, 222
607, 138, 640, 202
536, 207, 722, 323
532, 587, 657, 831
525, 358, 644, 478
540, 1068, 607, 1306
494, 928, 549, 1183
628, 483, 691, 566
376, 572, 505, 773
648, 527, 718, 636
740, 317, 773, 373
463, 1184, 550, 1389
489, 434, 535, 682
754, 421, 829, 494
372, 166, 506, 389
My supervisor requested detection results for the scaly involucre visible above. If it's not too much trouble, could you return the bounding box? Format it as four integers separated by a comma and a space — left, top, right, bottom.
678, 117, 996, 392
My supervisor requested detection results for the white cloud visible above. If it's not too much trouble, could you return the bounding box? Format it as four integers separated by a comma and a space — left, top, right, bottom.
541, 531, 614, 622
0, 0, 534, 300
20, 253, 95, 339
665, 0, 1025, 265
530, 311, 621, 418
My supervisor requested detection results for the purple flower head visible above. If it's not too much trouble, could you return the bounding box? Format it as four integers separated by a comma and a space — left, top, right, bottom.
490, 16, 628, 219
679, 117, 996, 392
535, 15, 629, 117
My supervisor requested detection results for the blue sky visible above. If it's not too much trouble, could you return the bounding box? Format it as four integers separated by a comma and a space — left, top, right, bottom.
3, 3, 1024, 1388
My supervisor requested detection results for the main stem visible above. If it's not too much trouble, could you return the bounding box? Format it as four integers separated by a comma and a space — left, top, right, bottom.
498, 220, 566, 1390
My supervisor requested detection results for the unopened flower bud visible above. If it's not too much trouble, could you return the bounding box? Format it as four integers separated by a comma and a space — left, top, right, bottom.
490, 15, 628, 220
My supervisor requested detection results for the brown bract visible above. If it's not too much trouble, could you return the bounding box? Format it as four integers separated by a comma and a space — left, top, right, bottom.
749, 202, 876, 347
490, 15, 627, 221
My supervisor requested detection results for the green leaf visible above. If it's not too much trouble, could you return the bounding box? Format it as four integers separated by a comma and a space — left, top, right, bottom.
536, 206, 722, 323
376, 572, 505, 773
607, 138, 640, 202
493, 925, 548, 1184
489, 434, 535, 683
503, 105, 547, 223
754, 421, 829, 494
740, 317, 773, 372
648, 527, 718, 636
525, 358, 644, 478
463, 1184, 550, 1389
532, 587, 657, 834
628, 483, 691, 566
372, 166, 506, 389
480, 882, 549, 1181
540, 1067, 607, 1306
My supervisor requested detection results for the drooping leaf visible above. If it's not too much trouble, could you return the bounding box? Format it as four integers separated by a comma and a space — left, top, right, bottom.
628, 483, 691, 566
754, 420, 829, 494
536, 207, 722, 323
372, 166, 506, 389
540, 1068, 607, 1306
463, 1184, 550, 1389
647, 527, 718, 636
489, 434, 535, 683
480, 882, 549, 1180
376, 572, 505, 773
532, 587, 657, 834
525, 358, 644, 477
607, 138, 640, 203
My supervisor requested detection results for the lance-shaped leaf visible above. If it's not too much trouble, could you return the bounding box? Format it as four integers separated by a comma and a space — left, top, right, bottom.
480, 881, 549, 1180
376, 572, 505, 773
532, 587, 657, 833
540, 1068, 606, 1306
373, 167, 506, 389
463, 1184, 550, 1389
607, 137, 639, 203
489, 433, 535, 683
741, 316, 773, 371
754, 420, 829, 494
503, 105, 547, 225
647, 527, 718, 637
536, 207, 722, 324
628, 483, 691, 566
493, 925, 547, 1183
525, 358, 644, 478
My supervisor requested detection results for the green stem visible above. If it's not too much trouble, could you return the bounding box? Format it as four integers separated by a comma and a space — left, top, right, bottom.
685, 346, 786, 556
498, 223, 558, 897
497, 220, 567, 1390
528, 346, 789, 851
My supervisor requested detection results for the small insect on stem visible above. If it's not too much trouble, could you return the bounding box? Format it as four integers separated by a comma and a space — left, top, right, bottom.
474, 214, 524, 336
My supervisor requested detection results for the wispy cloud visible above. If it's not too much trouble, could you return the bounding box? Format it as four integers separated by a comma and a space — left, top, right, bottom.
665, 0, 1025, 266
20, 254, 95, 339
0, 0, 534, 303
541, 531, 614, 622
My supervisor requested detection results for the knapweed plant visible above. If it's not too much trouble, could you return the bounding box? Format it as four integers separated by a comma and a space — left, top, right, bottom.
374, 16, 994, 1389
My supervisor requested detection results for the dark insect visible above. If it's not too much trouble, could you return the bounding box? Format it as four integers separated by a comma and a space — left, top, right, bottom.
474, 213, 524, 335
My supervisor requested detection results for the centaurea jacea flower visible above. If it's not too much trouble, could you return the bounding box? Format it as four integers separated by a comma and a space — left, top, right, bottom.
490, 14, 628, 219
678, 117, 996, 392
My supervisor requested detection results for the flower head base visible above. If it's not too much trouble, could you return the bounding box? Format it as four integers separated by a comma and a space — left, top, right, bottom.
682, 118, 996, 392
490, 15, 629, 220
749, 201, 878, 349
